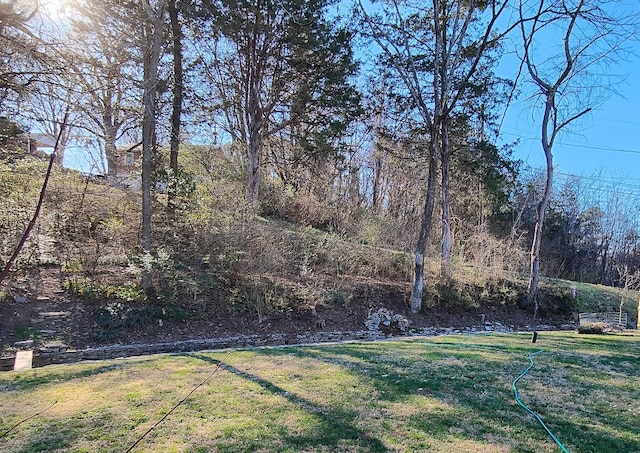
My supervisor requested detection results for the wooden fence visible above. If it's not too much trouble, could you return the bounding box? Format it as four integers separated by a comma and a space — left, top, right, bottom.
578, 312, 627, 329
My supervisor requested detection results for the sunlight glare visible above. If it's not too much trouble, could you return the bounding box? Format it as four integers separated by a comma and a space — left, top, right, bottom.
40, 0, 67, 21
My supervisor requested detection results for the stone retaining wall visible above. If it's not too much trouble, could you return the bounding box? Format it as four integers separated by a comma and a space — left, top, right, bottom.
1, 330, 387, 371
1, 322, 571, 371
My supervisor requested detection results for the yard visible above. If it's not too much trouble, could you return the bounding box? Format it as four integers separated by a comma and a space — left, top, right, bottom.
1, 331, 638, 452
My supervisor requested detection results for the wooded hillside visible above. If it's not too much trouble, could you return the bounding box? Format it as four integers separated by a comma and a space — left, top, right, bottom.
1, 1, 639, 351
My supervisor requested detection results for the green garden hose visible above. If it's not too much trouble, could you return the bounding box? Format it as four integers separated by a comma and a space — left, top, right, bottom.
512, 350, 570, 453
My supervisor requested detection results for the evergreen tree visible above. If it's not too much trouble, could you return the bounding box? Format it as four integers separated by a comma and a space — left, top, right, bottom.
193, 0, 361, 204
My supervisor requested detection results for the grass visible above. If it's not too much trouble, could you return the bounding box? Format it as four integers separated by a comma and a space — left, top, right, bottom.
1, 331, 639, 452
537, 277, 638, 328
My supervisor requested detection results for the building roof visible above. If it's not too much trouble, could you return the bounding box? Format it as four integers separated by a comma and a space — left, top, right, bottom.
29, 133, 57, 148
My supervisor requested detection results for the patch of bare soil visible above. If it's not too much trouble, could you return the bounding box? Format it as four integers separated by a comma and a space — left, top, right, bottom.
0, 270, 572, 358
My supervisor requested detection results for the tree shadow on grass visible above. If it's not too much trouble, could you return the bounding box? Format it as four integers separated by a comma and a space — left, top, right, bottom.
243, 339, 640, 453
190, 346, 525, 450
188, 353, 389, 452
0, 362, 138, 392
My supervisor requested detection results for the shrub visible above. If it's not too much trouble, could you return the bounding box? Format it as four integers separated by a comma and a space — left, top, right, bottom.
94, 302, 160, 330
259, 182, 336, 230
577, 322, 620, 334
63, 278, 145, 304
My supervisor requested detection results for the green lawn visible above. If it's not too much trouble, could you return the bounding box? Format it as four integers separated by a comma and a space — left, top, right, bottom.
1, 331, 638, 452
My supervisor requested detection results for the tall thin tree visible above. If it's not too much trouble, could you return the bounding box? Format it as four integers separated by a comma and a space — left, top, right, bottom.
517, 0, 638, 307
167, 0, 184, 213
140, 0, 167, 290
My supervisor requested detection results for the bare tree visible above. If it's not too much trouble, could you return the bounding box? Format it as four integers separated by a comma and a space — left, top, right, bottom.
0, 0, 46, 109
359, 0, 519, 312
0, 0, 74, 146
518, 0, 639, 307
65, 0, 142, 176
18, 78, 78, 164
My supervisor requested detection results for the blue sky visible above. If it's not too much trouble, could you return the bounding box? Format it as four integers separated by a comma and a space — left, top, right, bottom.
500, 60, 640, 179
496, 0, 640, 201
62, 141, 104, 175
498, 52, 640, 208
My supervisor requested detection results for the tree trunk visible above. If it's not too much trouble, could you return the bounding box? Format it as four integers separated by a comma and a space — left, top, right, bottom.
243, 31, 263, 207
409, 153, 437, 313
599, 243, 609, 285
246, 119, 262, 206
433, 0, 451, 277
525, 199, 546, 306
54, 139, 65, 166
141, 0, 166, 289
372, 154, 383, 213
525, 96, 554, 307
104, 121, 118, 176
440, 119, 452, 277
167, 0, 183, 213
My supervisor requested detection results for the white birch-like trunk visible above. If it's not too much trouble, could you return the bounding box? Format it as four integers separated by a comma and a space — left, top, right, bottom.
409, 154, 437, 313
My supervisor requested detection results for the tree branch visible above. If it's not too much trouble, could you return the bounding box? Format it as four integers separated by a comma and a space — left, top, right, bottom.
0, 108, 70, 287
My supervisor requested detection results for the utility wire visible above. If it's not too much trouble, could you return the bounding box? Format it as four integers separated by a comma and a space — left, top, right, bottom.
560, 142, 640, 155
520, 165, 640, 199
501, 130, 640, 155
125, 350, 231, 453
512, 350, 570, 453
555, 171, 640, 186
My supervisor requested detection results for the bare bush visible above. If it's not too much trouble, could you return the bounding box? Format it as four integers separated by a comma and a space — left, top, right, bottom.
459, 231, 528, 274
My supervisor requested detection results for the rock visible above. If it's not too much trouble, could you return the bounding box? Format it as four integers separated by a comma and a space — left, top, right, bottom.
13, 295, 27, 303
13, 340, 34, 348
14, 350, 33, 371
40, 341, 68, 353
38, 311, 70, 320
364, 308, 411, 334
38, 329, 57, 335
